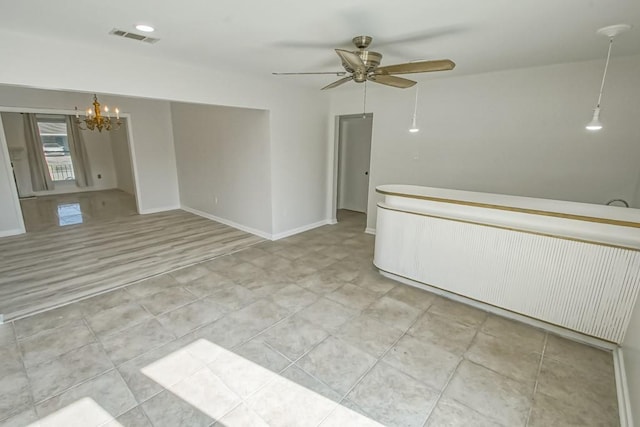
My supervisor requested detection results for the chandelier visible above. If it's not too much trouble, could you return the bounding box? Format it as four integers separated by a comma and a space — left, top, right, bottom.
74, 94, 121, 132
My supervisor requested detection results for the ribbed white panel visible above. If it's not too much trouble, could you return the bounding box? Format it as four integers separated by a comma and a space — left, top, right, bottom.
375, 207, 640, 343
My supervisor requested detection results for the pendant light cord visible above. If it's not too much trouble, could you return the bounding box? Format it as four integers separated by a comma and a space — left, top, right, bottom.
595, 38, 614, 108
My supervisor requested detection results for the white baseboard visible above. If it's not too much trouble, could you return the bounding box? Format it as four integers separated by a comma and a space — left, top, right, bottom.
364, 227, 376, 235
139, 205, 181, 215
181, 205, 272, 240
328, 218, 338, 225
272, 219, 333, 241
614, 348, 634, 427
0, 228, 25, 238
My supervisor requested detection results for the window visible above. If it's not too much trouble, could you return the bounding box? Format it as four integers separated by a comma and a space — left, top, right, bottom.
37, 116, 75, 181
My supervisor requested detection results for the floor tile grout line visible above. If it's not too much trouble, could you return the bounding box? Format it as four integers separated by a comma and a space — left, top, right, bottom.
13, 312, 86, 343
31, 367, 118, 407
0, 321, 35, 423
87, 271, 251, 346
126, 401, 156, 427
525, 332, 549, 427
317, 302, 435, 426
420, 357, 466, 427
115, 269, 332, 411
236, 332, 347, 424
457, 315, 551, 389
106, 295, 275, 373
420, 313, 487, 427
203, 334, 336, 426
25, 319, 114, 404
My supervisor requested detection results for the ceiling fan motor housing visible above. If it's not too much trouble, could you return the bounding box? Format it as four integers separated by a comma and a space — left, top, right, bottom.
342, 50, 383, 75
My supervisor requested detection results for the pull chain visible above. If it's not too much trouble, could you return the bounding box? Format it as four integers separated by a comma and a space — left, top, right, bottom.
362, 81, 368, 118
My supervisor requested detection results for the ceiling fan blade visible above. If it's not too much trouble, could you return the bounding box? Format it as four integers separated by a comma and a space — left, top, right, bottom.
375, 59, 456, 75
368, 74, 416, 88
321, 76, 354, 90
273, 72, 347, 75
335, 49, 365, 71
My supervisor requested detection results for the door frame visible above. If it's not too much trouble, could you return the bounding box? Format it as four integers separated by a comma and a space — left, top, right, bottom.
330, 113, 373, 224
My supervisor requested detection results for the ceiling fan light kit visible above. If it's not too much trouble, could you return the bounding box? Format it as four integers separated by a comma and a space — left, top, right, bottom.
585, 24, 631, 131
273, 35, 456, 91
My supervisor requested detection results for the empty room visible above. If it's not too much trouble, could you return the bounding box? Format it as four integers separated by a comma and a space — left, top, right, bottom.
0, 1, 639, 426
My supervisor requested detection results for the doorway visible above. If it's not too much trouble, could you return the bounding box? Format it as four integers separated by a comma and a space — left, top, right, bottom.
335, 113, 373, 220
0, 111, 139, 232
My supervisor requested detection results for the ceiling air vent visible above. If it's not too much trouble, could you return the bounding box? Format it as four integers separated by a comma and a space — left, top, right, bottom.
109, 28, 159, 44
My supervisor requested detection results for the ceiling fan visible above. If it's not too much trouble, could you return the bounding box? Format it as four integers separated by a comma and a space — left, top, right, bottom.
273, 35, 456, 90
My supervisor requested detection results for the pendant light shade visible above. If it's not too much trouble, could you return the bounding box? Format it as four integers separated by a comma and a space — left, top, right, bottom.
585, 107, 603, 131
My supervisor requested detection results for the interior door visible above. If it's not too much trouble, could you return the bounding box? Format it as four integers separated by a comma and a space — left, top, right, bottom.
337, 115, 373, 213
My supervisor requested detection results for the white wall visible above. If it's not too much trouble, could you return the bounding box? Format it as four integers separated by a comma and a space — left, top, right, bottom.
623, 298, 640, 425
81, 128, 117, 191
171, 103, 272, 235
269, 93, 329, 236
110, 118, 135, 195
328, 54, 640, 230
0, 28, 330, 237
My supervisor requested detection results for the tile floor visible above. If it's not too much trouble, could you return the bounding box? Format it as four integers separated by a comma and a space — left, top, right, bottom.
0, 210, 620, 426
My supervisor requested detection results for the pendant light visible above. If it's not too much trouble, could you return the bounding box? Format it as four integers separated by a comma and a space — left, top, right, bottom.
409, 85, 420, 133
586, 24, 631, 131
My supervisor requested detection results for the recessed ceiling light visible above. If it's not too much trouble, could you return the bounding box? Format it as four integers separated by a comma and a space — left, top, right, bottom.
135, 24, 155, 33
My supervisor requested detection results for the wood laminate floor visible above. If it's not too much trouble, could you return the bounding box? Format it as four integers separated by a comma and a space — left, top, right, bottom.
0, 191, 263, 321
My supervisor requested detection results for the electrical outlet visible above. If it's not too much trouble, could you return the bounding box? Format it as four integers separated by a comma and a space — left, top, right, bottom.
97, 174, 102, 179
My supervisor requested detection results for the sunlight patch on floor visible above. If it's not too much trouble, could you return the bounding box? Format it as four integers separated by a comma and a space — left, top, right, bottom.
141, 339, 384, 426
27, 397, 122, 427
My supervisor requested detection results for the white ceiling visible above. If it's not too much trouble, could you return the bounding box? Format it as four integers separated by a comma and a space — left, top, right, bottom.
2, 0, 639, 88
